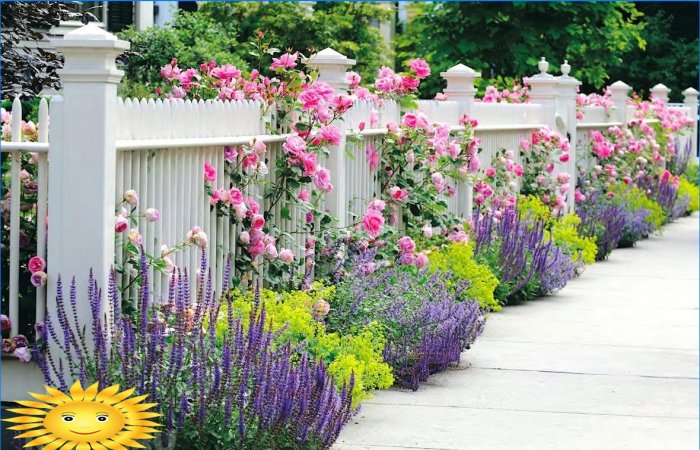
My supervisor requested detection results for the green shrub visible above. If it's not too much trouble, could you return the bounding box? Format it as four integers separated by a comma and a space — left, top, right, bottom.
608, 183, 665, 230
427, 242, 500, 311
217, 284, 393, 405
685, 161, 699, 186
678, 175, 699, 212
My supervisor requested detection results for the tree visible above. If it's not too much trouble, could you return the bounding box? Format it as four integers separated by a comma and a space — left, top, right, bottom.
608, 3, 698, 102
396, 2, 646, 98
1, 2, 82, 98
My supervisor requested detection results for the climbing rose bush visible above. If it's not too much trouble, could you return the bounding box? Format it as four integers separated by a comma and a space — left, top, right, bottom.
520, 127, 572, 212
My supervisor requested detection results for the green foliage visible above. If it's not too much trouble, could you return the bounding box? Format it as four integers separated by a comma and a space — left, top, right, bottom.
217, 284, 393, 405
518, 195, 597, 265
685, 162, 699, 186
608, 183, 665, 230
678, 175, 700, 213
427, 242, 500, 311
607, 5, 698, 102
548, 214, 598, 265
397, 2, 645, 98
117, 12, 246, 97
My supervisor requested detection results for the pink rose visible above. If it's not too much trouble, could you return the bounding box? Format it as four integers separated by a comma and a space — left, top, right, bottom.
204, 162, 217, 182
232, 203, 247, 219
264, 244, 278, 260
242, 152, 259, 170
249, 240, 265, 258
559, 152, 570, 163
115, 216, 129, 233
144, 208, 160, 222
398, 236, 416, 254
387, 122, 398, 134
224, 145, 238, 162
414, 253, 429, 268
239, 231, 251, 245
314, 168, 333, 192
345, 71, 361, 89
1, 315, 11, 331
14, 346, 31, 364
402, 113, 418, 128
366, 144, 379, 170
368, 198, 386, 211
318, 125, 342, 146
362, 209, 384, 238
485, 167, 497, 178
389, 186, 408, 201
298, 189, 310, 202
408, 58, 431, 78
186, 226, 208, 249
283, 135, 307, 157
513, 164, 524, 177
422, 224, 433, 239
246, 198, 260, 215
301, 152, 318, 176
279, 248, 294, 264
251, 214, 265, 230
28, 256, 45, 274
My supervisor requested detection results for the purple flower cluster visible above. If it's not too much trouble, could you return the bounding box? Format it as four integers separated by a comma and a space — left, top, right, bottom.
330, 268, 485, 391
669, 139, 693, 176
35, 251, 354, 449
473, 207, 567, 300
537, 246, 578, 295
576, 191, 627, 260
619, 207, 653, 247
635, 174, 679, 218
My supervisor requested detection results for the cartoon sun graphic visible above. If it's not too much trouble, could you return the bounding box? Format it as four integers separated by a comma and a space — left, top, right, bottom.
4, 380, 161, 450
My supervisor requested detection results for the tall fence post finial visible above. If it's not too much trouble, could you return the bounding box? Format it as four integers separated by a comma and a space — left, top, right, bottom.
650, 83, 671, 103
48, 23, 129, 350
524, 57, 559, 128
556, 60, 581, 212
608, 80, 632, 128
440, 64, 481, 219
304, 48, 356, 227
683, 87, 699, 156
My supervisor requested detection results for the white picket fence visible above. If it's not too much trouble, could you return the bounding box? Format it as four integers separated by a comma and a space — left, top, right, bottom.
1, 23, 698, 400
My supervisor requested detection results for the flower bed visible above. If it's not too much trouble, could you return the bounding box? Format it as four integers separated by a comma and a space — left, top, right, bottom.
4, 45, 698, 449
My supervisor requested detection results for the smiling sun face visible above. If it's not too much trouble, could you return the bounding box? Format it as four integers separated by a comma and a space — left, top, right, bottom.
4, 380, 161, 450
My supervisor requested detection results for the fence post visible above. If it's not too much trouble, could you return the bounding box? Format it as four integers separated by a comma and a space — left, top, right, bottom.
555, 60, 581, 211
650, 83, 671, 103
524, 57, 559, 128
683, 87, 698, 157
608, 81, 632, 127
441, 64, 481, 219
48, 24, 129, 349
304, 48, 356, 227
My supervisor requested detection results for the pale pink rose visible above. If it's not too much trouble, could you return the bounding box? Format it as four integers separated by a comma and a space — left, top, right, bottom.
298, 189, 310, 202
368, 199, 386, 211
14, 346, 31, 363
431, 172, 445, 192
435, 93, 447, 101
115, 216, 129, 233
314, 168, 333, 192
387, 122, 398, 134
366, 144, 379, 170
283, 135, 307, 156
28, 256, 45, 274
232, 202, 247, 219
414, 253, 429, 268
369, 109, 380, 128
186, 226, 208, 249
574, 189, 586, 203
345, 71, 361, 89
306, 236, 316, 249
224, 145, 238, 162
252, 139, 266, 155
270, 52, 298, 70
422, 224, 433, 239
124, 189, 139, 206
398, 236, 416, 254
264, 243, 278, 260
251, 214, 265, 230
145, 208, 160, 222
204, 162, 217, 182
239, 230, 251, 245
362, 208, 384, 237
279, 248, 294, 264
128, 229, 142, 246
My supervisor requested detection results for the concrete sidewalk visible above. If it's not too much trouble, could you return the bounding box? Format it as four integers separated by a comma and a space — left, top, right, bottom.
334, 215, 699, 450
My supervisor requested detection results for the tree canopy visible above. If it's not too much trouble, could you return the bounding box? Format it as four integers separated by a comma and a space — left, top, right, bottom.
397, 2, 648, 98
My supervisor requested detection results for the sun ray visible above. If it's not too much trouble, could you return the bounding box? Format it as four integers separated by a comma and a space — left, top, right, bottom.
15, 400, 54, 409
42, 438, 67, 450
25, 433, 60, 447
6, 423, 43, 431
44, 386, 72, 403
95, 385, 121, 403
75, 442, 91, 450
6, 407, 48, 416
15, 428, 52, 439
101, 440, 129, 450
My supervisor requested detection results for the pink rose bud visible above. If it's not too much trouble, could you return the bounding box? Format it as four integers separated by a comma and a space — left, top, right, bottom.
144, 208, 160, 222
123, 189, 139, 206
115, 216, 129, 233
265, 243, 278, 260
239, 231, 251, 245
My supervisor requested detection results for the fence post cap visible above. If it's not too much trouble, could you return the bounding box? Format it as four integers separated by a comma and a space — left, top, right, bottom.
54, 23, 130, 50
609, 80, 632, 91
651, 83, 671, 93
440, 63, 481, 78
683, 87, 698, 97
305, 48, 356, 66
556, 60, 581, 87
